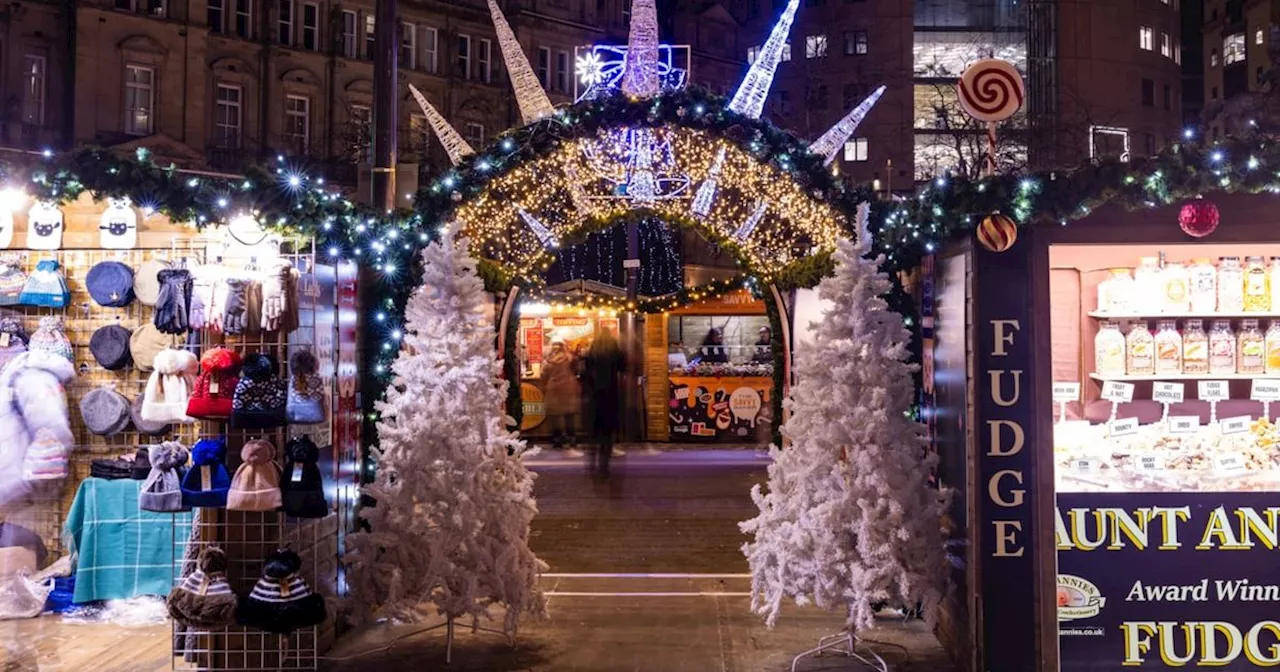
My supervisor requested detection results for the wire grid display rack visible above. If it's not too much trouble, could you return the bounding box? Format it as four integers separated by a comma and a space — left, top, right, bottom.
0, 243, 208, 559
170, 245, 330, 672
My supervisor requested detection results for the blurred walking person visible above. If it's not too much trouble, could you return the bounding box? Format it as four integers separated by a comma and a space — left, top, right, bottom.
583, 329, 626, 477
541, 339, 581, 451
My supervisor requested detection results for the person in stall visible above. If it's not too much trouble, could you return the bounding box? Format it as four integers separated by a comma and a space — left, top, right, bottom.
540, 339, 582, 451
750, 326, 773, 364
697, 328, 729, 364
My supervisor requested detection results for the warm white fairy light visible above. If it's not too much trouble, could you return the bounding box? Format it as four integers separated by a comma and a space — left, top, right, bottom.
621, 0, 660, 98
808, 85, 887, 166
728, 0, 800, 119
408, 83, 474, 165
487, 0, 555, 124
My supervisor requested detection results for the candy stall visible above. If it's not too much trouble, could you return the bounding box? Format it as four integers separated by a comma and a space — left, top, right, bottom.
930, 193, 1280, 671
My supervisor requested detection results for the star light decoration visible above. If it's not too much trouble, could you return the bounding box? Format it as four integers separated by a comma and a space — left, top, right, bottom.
408, 0, 884, 283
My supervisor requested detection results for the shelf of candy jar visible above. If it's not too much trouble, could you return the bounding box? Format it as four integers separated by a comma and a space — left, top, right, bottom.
1094, 317, 1280, 378
1095, 253, 1280, 316
1088, 372, 1280, 381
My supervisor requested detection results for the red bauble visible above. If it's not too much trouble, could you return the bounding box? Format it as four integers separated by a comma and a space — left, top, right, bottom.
1178, 200, 1220, 238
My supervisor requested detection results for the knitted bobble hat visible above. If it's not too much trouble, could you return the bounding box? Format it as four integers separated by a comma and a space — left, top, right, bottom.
139, 441, 190, 513
282, 436, 327, 519
180, 437, 232, 509
187, 347, 243, 419
231, 353, 287, 429
286, 350, 325, 425
226, 439, 282, 512
237, 548, 326, 634
28, 317, 72, 361
167, 546, 237, 628
130, 394, 171, 436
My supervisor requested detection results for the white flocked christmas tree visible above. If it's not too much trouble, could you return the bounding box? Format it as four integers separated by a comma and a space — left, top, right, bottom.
347, 227, 546, 635
741, 203, 946, 632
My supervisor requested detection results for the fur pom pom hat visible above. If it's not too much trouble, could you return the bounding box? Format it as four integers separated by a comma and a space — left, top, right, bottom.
139, 441, 190, 513
187, 347, 242, 420
282, 436, 328, 518
141, 348, 198, 424
167, 546, 237, 628
237, 548, 326, 634
231, 353, 286, 429
226, 439, 282, 512
181, 436, 231, 509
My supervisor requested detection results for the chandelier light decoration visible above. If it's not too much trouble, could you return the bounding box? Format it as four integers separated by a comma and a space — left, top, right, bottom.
407, 0, 885, 284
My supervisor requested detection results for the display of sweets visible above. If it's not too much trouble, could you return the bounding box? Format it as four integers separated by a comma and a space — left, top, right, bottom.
1095, 321, 1126, 376
1126, 322, 1155, 375
1134, 257, 1164, 310
1188, 258, 1217, 313
1239, 319, 1266, 374
1097, 269, 1134, 313
1209, 320, 1237, 374
1161, 261, 1191, 313
1154, 320, 1183, 375
1219, 257, 1245, 312
1245, 256, 1272, 312
1268, 321, 1280, 374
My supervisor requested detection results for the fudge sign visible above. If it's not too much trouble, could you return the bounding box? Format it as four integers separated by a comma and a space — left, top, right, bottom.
985, 319, 1028, 557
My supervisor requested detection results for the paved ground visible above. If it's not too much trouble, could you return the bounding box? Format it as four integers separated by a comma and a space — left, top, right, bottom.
322, 446, 957, 672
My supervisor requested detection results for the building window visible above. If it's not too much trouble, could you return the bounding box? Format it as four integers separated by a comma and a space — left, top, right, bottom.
1139, 26, 1153, 51
423, 27, 438, 73
844, 30, 867, 55
124, 64, 154, 136
365, 15, 376, 59
807, 84, 828, 109
406, 114, 429, 157
537, 46, 550, 88
842, 82, 867, 108
1211, 48, 1219, 67
478, 38, 492, 83
747, 46, 760, 63
843, 137, 868, 162
1160, 32, 1170, 57
401, 22, 417, 70
116, 0, 165, 16
214, 83, 242, 148
1225, 33, 1246, 64
465, 122, 484, 148
782, 42, 792, 61
1163, 84, 1171, 110
805, 34, 827, 58
1258, 28, 1265, 45
348, 103, 371, 162
278, 0, 294, 45
457, 34, 472, 79
341, 11, 358, 58
234, 0, 251, 38
1140, 78, 1154, 106
302, 3, 318, 50
778, 90, 790, 114
285, 94, 310, 150
21, 55, 45, 126
208, 0, 224, 33
1144, 133, 1155, 155
556, 51, 569, 93
1175, 41, 1181, 64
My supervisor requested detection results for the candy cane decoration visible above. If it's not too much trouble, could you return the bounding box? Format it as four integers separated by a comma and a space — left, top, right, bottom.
957, 59, 1024, 177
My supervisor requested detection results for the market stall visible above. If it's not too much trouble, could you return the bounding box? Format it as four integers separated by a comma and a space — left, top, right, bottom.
930, 192, 1280, 671
515, 304, 619, 438
646, 290, 774, 443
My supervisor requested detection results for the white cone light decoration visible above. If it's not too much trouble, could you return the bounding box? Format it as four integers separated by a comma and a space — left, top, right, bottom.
26, 201, 63, 250
99, 197, 138, 249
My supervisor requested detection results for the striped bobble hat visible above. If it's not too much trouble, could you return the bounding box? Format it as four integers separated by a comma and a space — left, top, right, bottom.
167, 546, 236, 628
236, 547, 326, 634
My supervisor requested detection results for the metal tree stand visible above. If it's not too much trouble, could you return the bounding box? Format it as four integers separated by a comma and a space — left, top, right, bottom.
414, 615, 515, 665
791, 631, 889, 672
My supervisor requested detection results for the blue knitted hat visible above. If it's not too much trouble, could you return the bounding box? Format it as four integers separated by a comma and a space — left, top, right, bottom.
181, 436, 232, 509
85, 261, 136, 307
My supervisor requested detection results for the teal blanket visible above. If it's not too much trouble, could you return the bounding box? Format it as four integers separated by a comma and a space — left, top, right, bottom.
63, 477, 193, 603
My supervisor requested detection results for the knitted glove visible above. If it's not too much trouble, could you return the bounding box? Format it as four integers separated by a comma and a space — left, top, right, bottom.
261, 261, 291, 332
222, 278, 248, 335
189, 267, 215, 330
155, 270, 193, 334
208, 278, 227, 333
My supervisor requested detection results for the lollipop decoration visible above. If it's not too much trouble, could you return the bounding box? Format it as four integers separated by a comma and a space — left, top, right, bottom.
957, 59, 1025, 177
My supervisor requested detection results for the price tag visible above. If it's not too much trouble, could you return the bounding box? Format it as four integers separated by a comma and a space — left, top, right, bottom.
0, 332, 11, 348
1053, 382, 1081, 402
209, 379, 219, 394
1057, 420, 1092, 433
1101, 381, 1135, 403
1252, 379, 1280, 402
1152, 382, 1185, 404
1214, 452, 1248, 474
200, 465, 211, 492
1072, 458, 1099, 473
1136, 453, 1165, 472
292, 464, 303, 482
1221, 415, 1252, 434
1199, 380, 1231, 401
1168, 416, 1200, 434
1109, 417, 1139, 436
